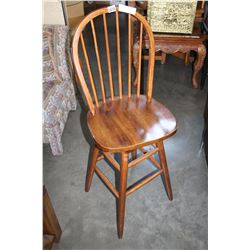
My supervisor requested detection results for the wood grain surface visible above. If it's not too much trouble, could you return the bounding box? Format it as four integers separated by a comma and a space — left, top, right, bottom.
87, 95, 177, 152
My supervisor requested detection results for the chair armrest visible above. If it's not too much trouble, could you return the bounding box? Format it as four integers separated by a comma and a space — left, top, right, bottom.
43, 25, 72, 82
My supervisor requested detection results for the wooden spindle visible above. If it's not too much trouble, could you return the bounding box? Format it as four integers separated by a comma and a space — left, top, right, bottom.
126, 169, 163, 196
72, 47, 95, 114
103, 152, 120, 171
128, 147, 159, 168
116, 9, 122, 98
137, 22, 143, 96
128, 14, 132, 98
90, 19, 106, 103
139, 147, 161, 169
97, 154, 104, 161
95, 167, 119, 198
103, 13, 114, 100
141, 14, 155, 102
80, 34, 99, 106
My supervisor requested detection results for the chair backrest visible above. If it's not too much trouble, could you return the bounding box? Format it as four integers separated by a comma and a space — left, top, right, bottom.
72, 5, 155, 115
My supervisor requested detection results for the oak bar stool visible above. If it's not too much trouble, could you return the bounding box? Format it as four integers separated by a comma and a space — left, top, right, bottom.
72, 4, 177, 239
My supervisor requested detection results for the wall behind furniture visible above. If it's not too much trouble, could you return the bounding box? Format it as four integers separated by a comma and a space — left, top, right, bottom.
65, 1, 85, 32
66, 1, 84, 19
43, 0, 65, 25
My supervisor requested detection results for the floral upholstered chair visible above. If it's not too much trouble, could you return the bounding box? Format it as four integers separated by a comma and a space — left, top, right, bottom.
43, 25, 77, 155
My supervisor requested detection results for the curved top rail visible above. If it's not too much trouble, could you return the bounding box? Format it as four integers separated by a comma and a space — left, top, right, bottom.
72, 5, 155, 115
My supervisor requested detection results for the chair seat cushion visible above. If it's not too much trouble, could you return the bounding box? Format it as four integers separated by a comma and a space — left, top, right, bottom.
87, 95, 177, 152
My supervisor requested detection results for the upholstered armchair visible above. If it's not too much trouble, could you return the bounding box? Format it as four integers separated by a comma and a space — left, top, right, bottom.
43, 25, 77, 155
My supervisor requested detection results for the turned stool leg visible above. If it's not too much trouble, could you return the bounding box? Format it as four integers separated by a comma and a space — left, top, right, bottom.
85, 145, 99, 192
117, 152, 129, 239
131, 149, 137, 160
157, 141, 173, 201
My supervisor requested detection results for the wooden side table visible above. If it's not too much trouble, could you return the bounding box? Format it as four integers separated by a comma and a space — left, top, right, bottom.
129, 0, 208, 89
43, 186, 62, 249
133, 31, 207, 89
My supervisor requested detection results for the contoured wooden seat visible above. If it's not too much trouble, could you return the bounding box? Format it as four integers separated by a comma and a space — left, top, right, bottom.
72, 5, 177, 239
88, 95, 176, 152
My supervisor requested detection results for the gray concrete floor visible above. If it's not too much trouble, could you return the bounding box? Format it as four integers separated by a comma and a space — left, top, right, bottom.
43, 14, 207, 250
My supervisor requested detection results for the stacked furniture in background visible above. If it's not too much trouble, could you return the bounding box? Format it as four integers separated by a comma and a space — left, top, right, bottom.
43, 25, 77, 156
130, 1, 207, 89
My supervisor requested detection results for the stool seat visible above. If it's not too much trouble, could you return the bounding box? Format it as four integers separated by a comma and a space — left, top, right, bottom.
72, 6, 177, 238
87, 95, 177, 152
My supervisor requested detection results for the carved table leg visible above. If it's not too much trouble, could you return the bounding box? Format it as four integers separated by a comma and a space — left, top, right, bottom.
185, 51, 190, 65
192, 43, 206, 89
161, 52, 167, 64
132, 41, 139, 87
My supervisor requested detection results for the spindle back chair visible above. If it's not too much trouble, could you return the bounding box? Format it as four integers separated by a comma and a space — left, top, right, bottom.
72, 5, 177, 239
72, 5, 155, 115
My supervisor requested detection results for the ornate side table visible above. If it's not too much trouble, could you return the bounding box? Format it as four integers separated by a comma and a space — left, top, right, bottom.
133, 29, 207, 89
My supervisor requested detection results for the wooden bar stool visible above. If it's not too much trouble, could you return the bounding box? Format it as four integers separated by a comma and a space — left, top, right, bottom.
72, 5, 177, 239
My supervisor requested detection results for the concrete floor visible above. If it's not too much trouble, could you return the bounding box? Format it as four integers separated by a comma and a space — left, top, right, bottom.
43, 14, 208, 250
